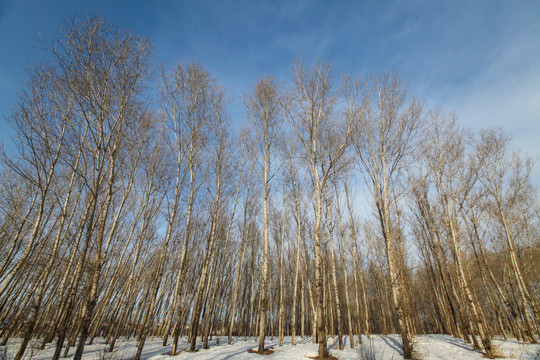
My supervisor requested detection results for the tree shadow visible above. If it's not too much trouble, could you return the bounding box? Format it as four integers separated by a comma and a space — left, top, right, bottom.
327, 337, 336, 351
441, 335, 479, 352
379, 335, 404, 356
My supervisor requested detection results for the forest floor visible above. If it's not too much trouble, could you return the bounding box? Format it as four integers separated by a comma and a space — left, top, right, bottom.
2, 334, 539, 360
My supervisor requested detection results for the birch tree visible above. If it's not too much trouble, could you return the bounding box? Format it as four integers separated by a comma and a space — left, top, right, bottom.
474, 129, 539, 341
423, 113, 494, 356
245, 76, 284, 353
159, 61, 217, 355
48, 15, 152, 360
188, 88, 230, 352
4, 65, 69, 360
287, 61, 363, 359
353, 72, 422, 359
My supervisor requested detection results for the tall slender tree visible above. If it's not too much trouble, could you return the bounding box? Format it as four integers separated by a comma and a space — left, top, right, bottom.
286, 61, 363, 359
245, 76, 284, 353
353, 72, 422, 359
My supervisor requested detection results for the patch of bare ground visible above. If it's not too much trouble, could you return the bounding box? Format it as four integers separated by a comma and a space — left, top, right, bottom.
307, 354, 339, 360
247, 348, 275, 355
482, 348, 506, 359
411, 349, 422, 360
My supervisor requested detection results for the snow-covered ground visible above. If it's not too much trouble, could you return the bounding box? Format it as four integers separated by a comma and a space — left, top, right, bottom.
2, 335, 539, 360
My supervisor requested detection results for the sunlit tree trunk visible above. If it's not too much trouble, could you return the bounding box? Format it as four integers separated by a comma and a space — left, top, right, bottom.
335, 183, 355, 348
324, 188, 343, 350
354, 73, 422, 358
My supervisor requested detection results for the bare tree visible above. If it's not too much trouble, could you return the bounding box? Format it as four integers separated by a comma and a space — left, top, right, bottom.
4, 65, 69, 360
188, 88, 230, 352
286, 60, 363, 359
158, 61, 217, 355
422, 112, 494, 356
0, 13, 153, 360
228, 161, 256, 344
474, 129, 539, 341
244, 76, 284, 353
353, 72, 422, 359
2, 13, 539, 357
284, 140, 305, 346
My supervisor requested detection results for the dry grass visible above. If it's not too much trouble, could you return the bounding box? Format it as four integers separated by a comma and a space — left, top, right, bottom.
481, 345, 506, 359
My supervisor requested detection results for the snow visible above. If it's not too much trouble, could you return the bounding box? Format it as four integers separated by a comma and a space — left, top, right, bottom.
2, 335, 539, 359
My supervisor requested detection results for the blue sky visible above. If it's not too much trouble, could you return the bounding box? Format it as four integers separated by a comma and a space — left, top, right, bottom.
1, 0, 539, 183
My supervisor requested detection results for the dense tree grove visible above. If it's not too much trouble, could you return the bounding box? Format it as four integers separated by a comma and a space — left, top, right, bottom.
1, 15, 539, 360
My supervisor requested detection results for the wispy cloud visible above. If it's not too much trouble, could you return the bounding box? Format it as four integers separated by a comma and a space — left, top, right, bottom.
0, 0, 538, 185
